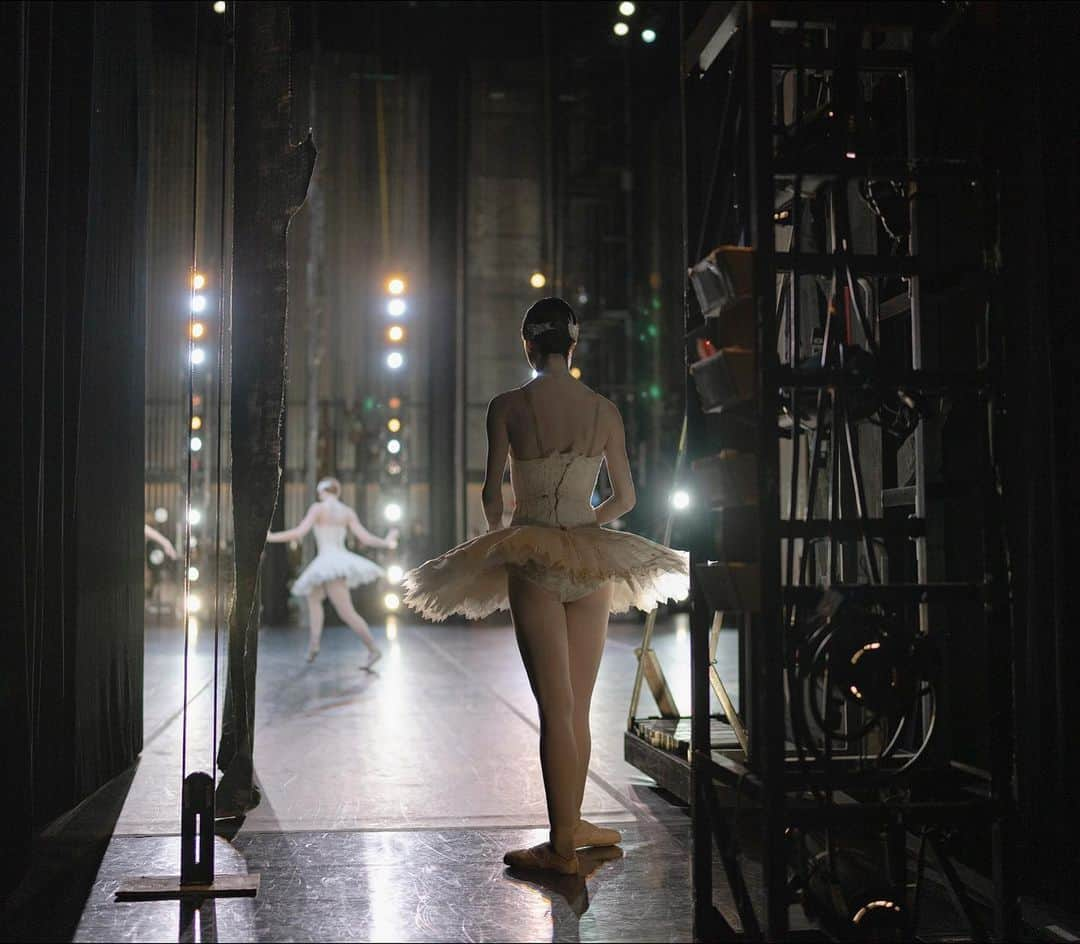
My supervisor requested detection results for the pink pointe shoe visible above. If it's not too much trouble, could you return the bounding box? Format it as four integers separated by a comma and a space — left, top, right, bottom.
503, 842, 580, 875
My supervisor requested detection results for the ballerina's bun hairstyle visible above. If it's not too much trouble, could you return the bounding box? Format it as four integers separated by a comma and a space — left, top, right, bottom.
316, 477, 341, 497
521, 297, 579, 369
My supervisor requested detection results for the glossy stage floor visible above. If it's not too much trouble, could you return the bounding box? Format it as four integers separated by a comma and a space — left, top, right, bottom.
68, 610, 739, 942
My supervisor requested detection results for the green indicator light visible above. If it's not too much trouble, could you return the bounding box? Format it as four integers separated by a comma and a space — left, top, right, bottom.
649, 383, 662, 400
647, 324, 659, 338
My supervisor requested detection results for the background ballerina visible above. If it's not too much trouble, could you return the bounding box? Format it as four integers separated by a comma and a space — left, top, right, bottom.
267, 476, 398, 668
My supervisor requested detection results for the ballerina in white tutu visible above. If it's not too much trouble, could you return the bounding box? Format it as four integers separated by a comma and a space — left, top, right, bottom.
267, 477, 398, 669
403, 297, 688, 874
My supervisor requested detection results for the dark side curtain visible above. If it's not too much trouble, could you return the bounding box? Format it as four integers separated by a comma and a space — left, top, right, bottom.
3, 0, 146, 882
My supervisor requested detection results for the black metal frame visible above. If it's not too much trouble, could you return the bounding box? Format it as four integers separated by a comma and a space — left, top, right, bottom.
682, 3, 1018, 940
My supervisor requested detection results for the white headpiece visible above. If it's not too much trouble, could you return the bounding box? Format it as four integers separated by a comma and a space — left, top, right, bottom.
524, 321, 579, 341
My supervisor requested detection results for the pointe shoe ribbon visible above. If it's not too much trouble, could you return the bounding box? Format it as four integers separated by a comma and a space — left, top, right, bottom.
503, 843, 580, 875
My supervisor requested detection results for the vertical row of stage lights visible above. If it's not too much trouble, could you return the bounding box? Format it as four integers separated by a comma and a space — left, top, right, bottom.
611, 1, 657, 44
185, 270, 211, 633
382, 276, 407, 616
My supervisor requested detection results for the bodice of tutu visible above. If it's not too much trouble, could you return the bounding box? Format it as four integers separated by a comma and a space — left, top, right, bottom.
510, 453, 602, 529
312, 524, 347, 553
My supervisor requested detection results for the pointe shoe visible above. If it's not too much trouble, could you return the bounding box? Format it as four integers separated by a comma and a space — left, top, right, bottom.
574, 820, 622, 848
503, 843, 579, 875
305, 648, 319, 663
362, 648, 383, 671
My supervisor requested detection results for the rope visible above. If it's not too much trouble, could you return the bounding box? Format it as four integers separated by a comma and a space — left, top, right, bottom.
211, 1, 234, 787
181, 1, 202, 792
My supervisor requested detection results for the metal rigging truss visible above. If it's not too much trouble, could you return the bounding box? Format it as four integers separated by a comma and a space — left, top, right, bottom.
681, 3, 1017, 940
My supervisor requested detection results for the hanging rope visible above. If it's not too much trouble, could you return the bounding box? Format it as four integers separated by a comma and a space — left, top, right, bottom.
210, 2, 233, 789
181, 1, 202, 792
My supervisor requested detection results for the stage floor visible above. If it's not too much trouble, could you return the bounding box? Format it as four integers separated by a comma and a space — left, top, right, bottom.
71, 612, 739, 942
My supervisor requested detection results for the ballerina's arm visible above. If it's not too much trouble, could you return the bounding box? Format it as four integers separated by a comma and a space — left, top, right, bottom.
593, 402, 636, 526
266, 503, 319, 543
347, 510, 398, 549
144, 524, 178, 560
481, 394, 511, 531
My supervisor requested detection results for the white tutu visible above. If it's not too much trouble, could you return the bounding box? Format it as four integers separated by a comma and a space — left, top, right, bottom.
290, 525, 385, 597
402, 522, 689, 621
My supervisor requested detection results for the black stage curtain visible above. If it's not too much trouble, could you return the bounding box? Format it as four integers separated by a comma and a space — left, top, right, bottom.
992, 3, 1080, 909
4, 1, 146, 883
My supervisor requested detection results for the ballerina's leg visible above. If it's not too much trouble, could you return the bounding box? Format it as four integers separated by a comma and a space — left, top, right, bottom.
306, 589, 325, 660
324, 579, 382, 666
507, 573, 579, 862
564, 582, 621, 848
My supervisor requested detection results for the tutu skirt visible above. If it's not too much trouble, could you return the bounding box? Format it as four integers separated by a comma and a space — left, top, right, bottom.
291, 549, 385, 598
402, 524, 689, 622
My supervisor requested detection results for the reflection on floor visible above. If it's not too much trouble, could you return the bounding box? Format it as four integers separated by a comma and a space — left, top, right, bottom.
72, 613, 736, 942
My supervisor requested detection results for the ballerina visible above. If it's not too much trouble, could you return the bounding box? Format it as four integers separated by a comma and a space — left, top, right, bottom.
403, 297, 688, 874
267, 476, 398, 669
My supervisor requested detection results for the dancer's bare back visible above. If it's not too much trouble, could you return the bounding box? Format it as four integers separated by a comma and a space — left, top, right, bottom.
266, 497, 397, 549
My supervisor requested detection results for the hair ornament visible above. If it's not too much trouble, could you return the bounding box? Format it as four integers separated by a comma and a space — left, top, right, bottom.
524, 320, 579, 341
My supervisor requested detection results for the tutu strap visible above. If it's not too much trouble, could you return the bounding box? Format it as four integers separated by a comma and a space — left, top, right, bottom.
522, 385, 546, 456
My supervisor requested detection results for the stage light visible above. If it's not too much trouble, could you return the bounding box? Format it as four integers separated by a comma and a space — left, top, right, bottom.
386, 351, 405, 369
613, 22, 630, 37
190, 347, 206, 366
670, 489, 691, 511
384, 502, 403, 523
529, 271, 547, 289
570, 367, 582, 379
619, 1, 636, 15
387, 276, 406, 295
383, 592, 401, 611
531, 369, 539, 379
149, 548, 165, 566
154, 507, 169, 523
387, 564, 404, 584
192, 272, 206, 290
387, 438, 402, 455
186, 593, 202, 614
190, 294, 207, 314
191, 416, 203, 430
845, 150, 857, 160
212, 1, 226, 13
388, 396, 402, 410
191, 321, 205, 339
189, 535, 198, 549
188, 566, 200, 581
387, 461, 403, 475
387, 298, 407, 317
387, 417, 401, 433
387, 325, 406, 343
641, 28, 657, 43
190, 436, 203, 453
577, 290, 589, 305
187, 507, 202, 526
